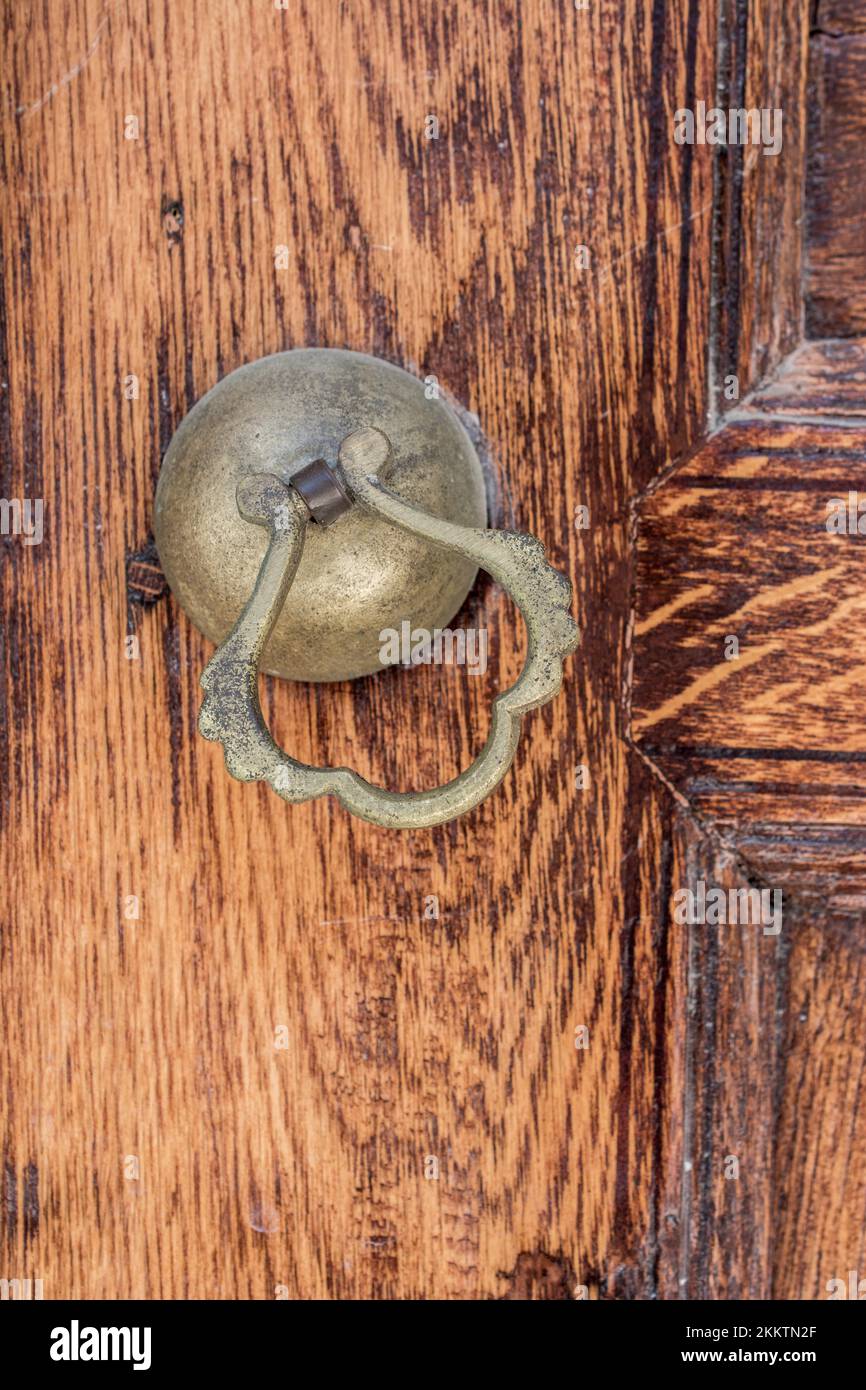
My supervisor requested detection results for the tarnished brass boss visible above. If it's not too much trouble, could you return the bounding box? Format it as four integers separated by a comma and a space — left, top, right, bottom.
154, 348, 487, 683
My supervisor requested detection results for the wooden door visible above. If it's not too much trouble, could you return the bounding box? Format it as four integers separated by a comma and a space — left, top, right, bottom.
2, 0, 863, 1301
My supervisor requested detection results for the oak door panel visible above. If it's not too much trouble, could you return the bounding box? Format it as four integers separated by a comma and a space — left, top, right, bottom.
1, 0, 822, 1300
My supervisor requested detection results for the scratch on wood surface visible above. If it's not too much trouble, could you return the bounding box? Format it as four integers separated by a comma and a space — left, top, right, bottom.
13, 13, 109, 117
598, 198, 714, 279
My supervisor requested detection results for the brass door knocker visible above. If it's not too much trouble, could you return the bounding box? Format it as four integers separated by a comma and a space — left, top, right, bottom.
154, 349, 578, 828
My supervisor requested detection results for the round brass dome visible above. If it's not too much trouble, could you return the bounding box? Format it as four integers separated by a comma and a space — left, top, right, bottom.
154, 349, 488, 682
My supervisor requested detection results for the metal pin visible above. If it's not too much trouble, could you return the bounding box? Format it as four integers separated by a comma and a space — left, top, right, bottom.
289, 458, 353, 525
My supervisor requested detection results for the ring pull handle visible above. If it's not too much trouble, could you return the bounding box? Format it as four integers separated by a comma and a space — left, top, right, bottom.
198, 427, 579, 829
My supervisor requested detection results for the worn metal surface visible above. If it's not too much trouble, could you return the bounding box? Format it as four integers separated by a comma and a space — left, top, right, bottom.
154, 348, 487, 681
198, 428, 580, 828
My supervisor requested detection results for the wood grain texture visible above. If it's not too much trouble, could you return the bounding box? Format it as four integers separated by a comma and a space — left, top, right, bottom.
632, 339, 866, 907
655, 817, 781, 1300
633, 340, 866, 802
742, 335, 866, 417
813, 0, 866, 31
0, 0, 825, 1302
632, 337, 866, 1293
772, 915, 866, 1299
806, 0, 866, 335
711, 0, 809, 418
